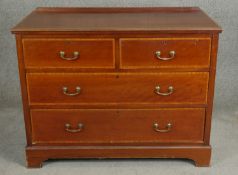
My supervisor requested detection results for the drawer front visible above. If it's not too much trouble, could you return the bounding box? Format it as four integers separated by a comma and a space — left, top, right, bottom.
120, 38, 211, 69
31, 108, 205, 145
27, 73, 208, 105
23, 38, 115, 68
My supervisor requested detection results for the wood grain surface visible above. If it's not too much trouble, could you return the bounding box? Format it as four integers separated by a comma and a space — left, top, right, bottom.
11, 7, 221, 33
31, 108, 205, 145
12, 7, 221, 167
120, 38, 211, 69
23, 38, 115, 68
26, 72, 209, 105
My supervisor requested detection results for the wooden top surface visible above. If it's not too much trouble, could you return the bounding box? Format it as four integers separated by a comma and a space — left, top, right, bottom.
11, 7, 222, 34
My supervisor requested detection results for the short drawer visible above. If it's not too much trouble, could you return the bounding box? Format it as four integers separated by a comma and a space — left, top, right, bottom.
120, 38, 211, 69
31, 108, 205, 145
27, 73, 209, 105
22, 38, 115, 68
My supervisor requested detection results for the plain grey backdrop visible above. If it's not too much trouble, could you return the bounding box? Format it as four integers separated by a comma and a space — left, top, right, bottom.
0, 0, 238, 174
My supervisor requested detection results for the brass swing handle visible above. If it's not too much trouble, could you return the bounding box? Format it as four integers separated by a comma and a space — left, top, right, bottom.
155, 51, 175, 61
65, 123, 84, 133
62, 86, 81, 96
153, 123, 172, 133
155, 85, 174, 96
59, 51, 79, 61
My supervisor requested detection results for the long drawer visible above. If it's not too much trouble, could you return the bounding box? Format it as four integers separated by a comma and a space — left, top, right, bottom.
22, 38, 115, 68
120, 38, 211, 69
31, 108, 205, 145
26, 72, 209, 105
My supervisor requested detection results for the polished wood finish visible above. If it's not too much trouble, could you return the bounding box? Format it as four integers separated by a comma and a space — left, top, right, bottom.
23, 38, 115, 68
11, 7, 221, 34
120, 38, 211, 69
204, 34, 220, 144
31, 108, 205, 145
11, 7, 222, 168
15, 35, 32, 145
26, 145, 211, 168
27, 72, 209, 105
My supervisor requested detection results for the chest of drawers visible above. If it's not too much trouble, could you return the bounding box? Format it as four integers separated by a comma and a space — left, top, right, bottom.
11, 7, 222, 167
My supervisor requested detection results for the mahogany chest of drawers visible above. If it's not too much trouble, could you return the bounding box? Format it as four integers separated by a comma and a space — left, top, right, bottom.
11, 7, 222, 167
